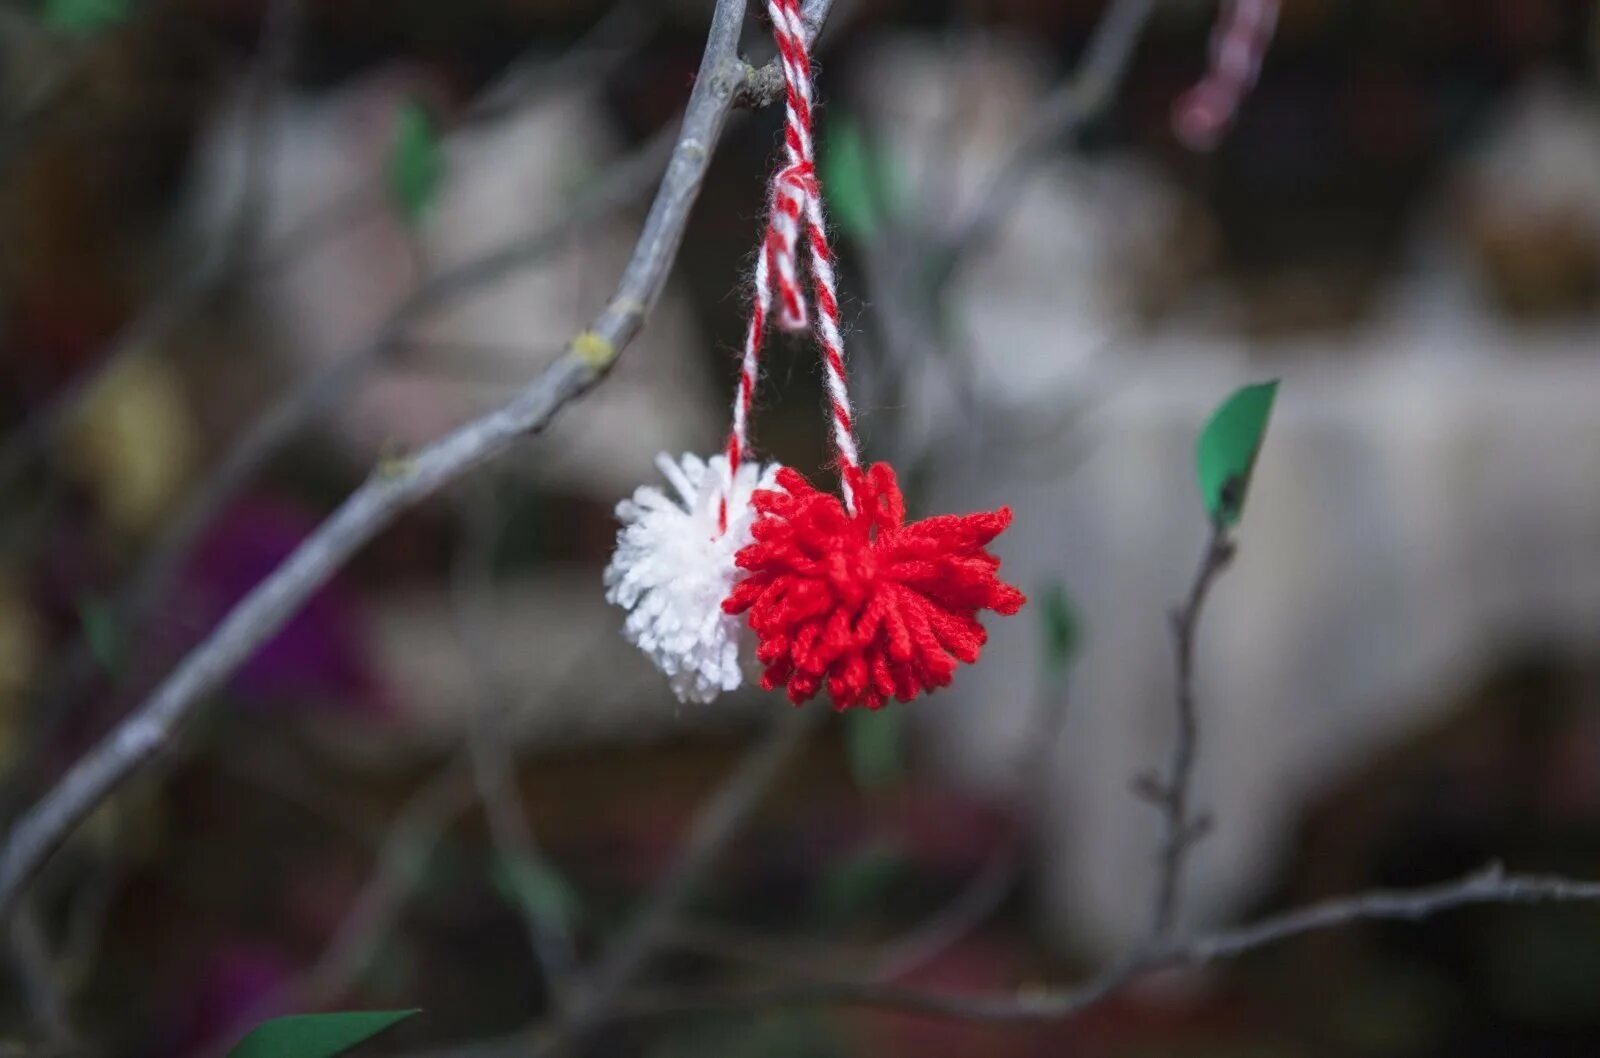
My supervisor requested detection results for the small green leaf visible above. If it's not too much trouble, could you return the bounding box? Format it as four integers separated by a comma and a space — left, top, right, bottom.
226, 1010, 420, 1058
845, 708, 904, 790
42, 0, 128, 33
823, 118, 878, 240
817, 842, 905, 923
1196, 380, 1279, 526
388, 100, 444, 227
823, 117, 906, 243
492, 852, 580, 931
1038, 582, 1080, 676
77, 598, 122, 677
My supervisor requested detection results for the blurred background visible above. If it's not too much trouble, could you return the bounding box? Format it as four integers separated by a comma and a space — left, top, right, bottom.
3, 0, 1600, 1054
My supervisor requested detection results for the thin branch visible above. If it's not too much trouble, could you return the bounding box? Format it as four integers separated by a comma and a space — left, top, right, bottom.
8, 899, 77, 1052
610, 864, 1600, 1025
468, 0, 660, 125
387, 708, 827, 1058
928, 0, 1157, 284
14, 0, 839, 767
0, 0, 835, 923
866, 637, 1075, 980
296, 757, 478, 1006
451, 477, 576, 992
1147, 523, 1233, 938
1180, 863, 1600, 959
186, 755, 478, 1057
522, 706, 825, 1057
866, 842, 1021, 980
653, 527, 1079, 992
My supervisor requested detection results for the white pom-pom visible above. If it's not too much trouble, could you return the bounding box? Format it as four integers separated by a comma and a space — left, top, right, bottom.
604, 451, 780, 704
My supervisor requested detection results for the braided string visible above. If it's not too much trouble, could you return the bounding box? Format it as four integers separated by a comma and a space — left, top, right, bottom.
1173, 0, 1279, 151
723, 0, 860, 522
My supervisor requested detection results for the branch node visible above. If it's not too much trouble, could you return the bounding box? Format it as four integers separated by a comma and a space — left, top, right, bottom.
573, 330, 617, 371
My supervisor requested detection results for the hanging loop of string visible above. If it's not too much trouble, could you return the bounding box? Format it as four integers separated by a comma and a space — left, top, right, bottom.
722, 0, 859, 529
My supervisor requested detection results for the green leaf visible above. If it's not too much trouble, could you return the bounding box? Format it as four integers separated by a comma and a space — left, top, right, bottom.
1196, 380, 1279, 526
823, 118, 878, 240
226, 1010, 420, 1058
77, 597, 122, 678
388, 100, 444, 227
492, 852, 580, 931
1038, 582, 1080, 676
845, 708, 904, 790
817, 842, 905, 924
823, 117, 906, 243
42, 0, 128, 33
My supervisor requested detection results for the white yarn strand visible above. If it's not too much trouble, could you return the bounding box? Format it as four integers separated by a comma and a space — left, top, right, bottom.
604, 452, 779, 704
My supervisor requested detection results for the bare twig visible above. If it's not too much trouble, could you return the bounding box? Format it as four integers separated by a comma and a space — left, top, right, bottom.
8, 900, 77, 1052
297, 757, 479, 1006
0, 0, 834, 929
188, 755, 478, 1057
867, 842, 1021, 980
866, 633, 1075, 980
522, 706, 825, 1057
930, 0, 1157, 281
1147, 522, 1234, 938
610, 864, 1600, 1024
297, 758, 476, 1005
468, 0, 659, 125
848, 0, 1159, 477
389, 706, 827, 1058
451, 477, 576, 992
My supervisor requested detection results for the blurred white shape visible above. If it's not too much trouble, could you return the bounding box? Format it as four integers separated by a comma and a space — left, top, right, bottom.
189, 68, 717, 496
1462, 76, 1600, 227
858, 39, 1600, 955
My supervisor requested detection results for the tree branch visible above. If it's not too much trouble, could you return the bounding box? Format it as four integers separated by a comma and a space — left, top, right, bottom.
0, 0, 835, 923
1146, 522, 1233, 937
927, 0, 1156, 284
608, 863, 1600, 1024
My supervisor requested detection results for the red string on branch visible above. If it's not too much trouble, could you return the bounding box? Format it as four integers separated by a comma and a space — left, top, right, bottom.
724, 463, 1025, 711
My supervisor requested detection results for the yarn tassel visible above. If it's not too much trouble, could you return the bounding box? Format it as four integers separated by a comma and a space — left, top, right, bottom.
725, 463, 1024, 710
718, 0, 1025, 710
605, 452, 777, 704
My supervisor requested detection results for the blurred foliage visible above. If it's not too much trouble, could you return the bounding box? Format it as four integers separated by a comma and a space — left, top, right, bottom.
816, 840, 907, 925
388, 100, 444, 229
492, 850, 582, 934
845, 707, 905, 791
41, 0, 128, 35
1037, 581, 1081, 678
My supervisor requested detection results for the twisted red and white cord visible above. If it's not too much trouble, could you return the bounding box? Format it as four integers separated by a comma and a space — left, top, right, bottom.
725, 0, 859, 515
719, 0, 1026, 711
607, 0, 828, 702
615, 0, 1026, 711
1172, 0, 1279, 151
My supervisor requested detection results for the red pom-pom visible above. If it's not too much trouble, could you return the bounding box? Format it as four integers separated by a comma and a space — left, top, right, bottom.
722, 462, 1025, 710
